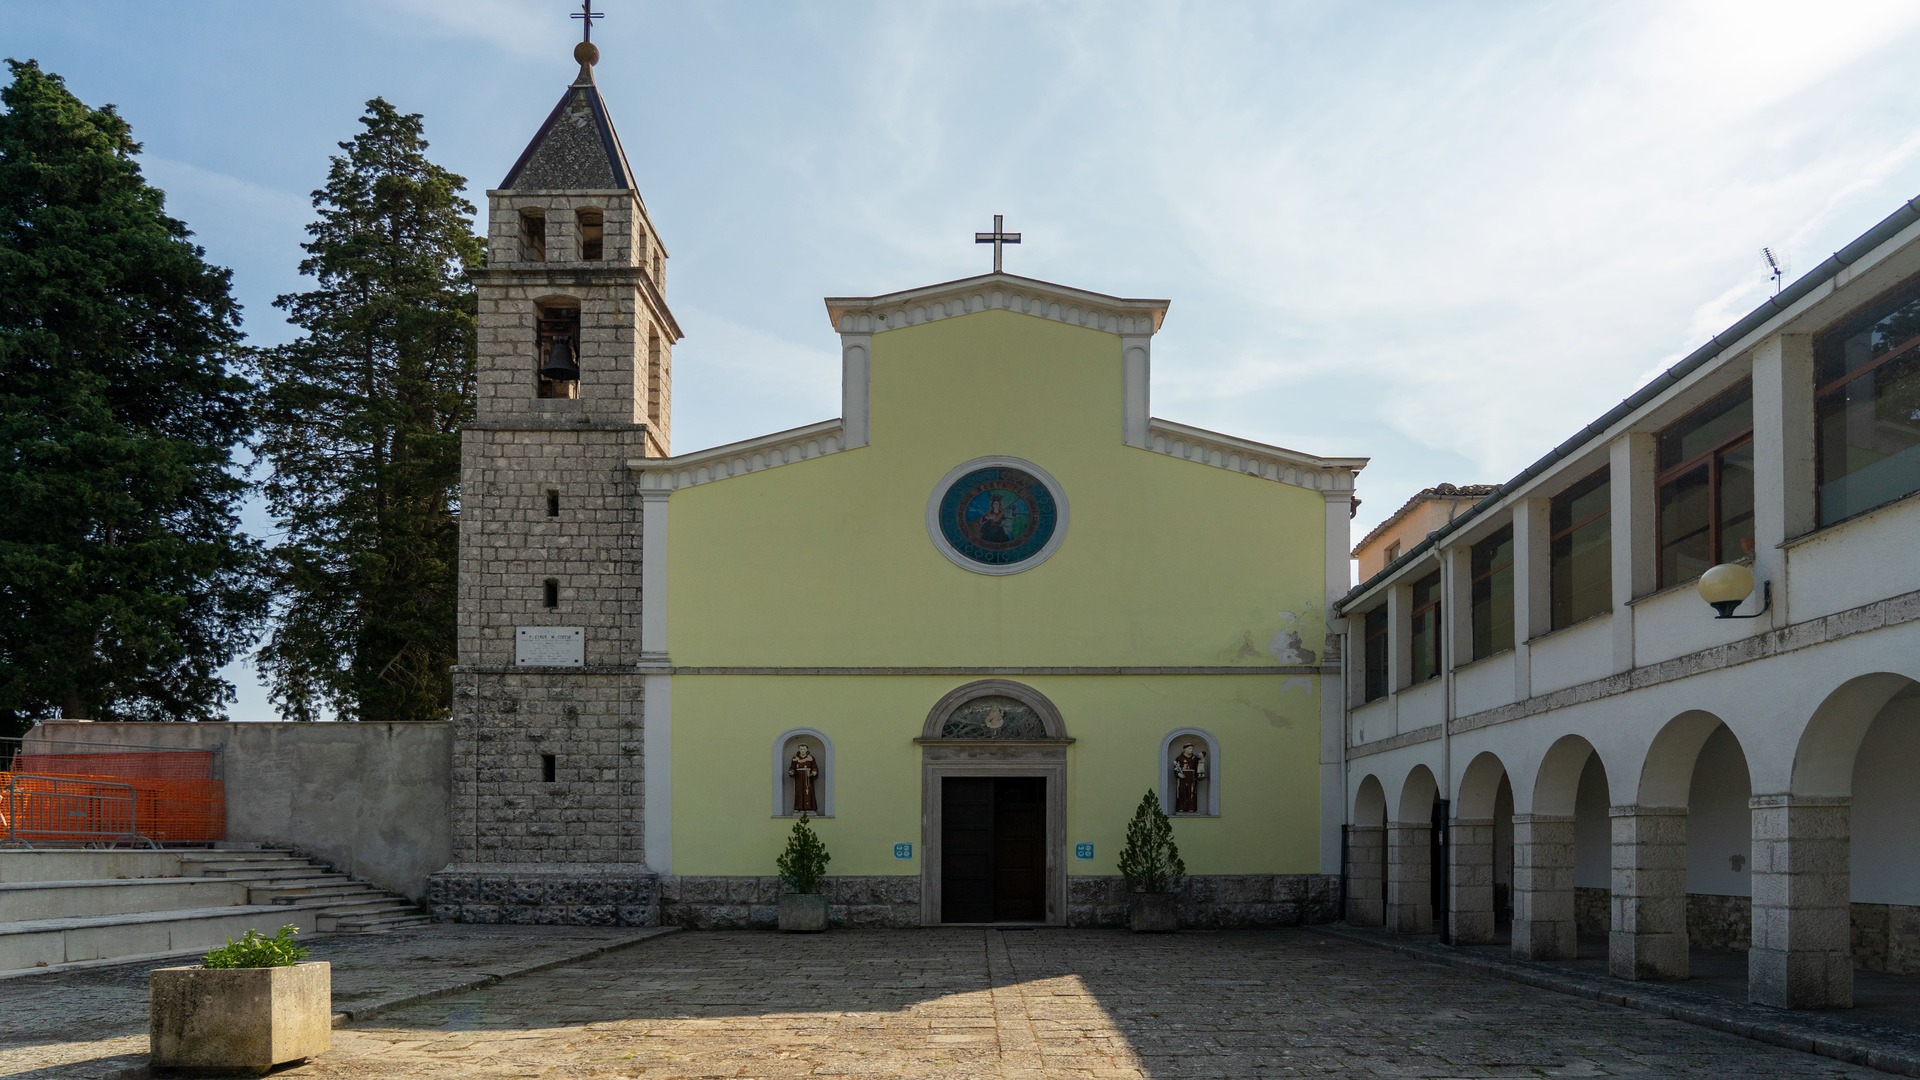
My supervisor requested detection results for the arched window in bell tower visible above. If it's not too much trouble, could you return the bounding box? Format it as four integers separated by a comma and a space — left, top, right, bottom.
535, 299, 581, 400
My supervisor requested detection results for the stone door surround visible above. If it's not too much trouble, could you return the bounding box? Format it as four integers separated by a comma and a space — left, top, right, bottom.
917, 680, 1072, 926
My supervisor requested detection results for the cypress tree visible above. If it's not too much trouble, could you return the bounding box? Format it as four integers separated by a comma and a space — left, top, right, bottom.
251, 99, 483, 723
0, 60, 264, 736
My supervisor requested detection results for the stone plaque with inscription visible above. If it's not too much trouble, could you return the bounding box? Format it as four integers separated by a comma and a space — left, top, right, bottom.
515, 626, 584, 667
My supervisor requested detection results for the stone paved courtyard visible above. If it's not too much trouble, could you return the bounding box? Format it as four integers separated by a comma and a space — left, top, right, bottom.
2, 926, 1904, 1078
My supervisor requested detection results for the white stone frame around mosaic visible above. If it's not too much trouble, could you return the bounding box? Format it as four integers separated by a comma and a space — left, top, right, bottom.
1160, 727, 1222, 818
772, 727, 834, 819
925, 456, 1071, 576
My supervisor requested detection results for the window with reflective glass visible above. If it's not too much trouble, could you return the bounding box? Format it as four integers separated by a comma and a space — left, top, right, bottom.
1549, 468, 1611, 630
1656, 382, 1754, 587
1362, 607, 1389, 702
1470, 526, 1514, 660
1815, 276, 1920, 526
1408, 572, 1442, 683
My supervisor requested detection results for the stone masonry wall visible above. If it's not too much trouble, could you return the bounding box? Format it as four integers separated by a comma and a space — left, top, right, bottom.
656, 874, 1341, 930
427, 867, 657, 927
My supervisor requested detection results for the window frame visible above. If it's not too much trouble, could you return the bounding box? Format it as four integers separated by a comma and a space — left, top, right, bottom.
1468, 524, 1514, 661
1361, 607, 1389, 703
1813, 274, 1920, 528
1408, 571, 1442, 683
1548, 466, 1612, 631
1654, 381, 1755, 588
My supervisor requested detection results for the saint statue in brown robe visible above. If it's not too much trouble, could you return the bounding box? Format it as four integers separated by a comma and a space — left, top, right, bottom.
788, 744, 821, 815
1172, 742, 1207, 814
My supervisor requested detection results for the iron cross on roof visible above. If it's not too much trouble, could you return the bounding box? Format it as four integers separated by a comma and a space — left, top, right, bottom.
572, 0, 603, 43
974, 214, 1021, 273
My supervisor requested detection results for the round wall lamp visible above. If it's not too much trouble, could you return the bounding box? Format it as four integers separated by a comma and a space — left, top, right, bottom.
1698, 563, 1771, 620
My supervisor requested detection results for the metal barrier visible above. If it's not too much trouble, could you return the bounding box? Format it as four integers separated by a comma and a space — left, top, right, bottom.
0, 773, 159, 849
0, 735, 224, 845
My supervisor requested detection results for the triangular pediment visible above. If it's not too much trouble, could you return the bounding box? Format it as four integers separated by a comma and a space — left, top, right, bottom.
501, 76, 635, 191
824, 273, 1168, 336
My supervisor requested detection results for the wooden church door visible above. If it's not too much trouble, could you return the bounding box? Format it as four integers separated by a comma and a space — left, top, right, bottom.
941, 776, 1046, 922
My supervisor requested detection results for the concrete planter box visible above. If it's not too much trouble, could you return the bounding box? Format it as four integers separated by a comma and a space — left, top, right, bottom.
1129, 892, 1179, 933
779, 893, 828, 932
150, 961, 331, 1074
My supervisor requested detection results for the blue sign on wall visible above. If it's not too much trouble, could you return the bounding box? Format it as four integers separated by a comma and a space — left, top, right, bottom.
893, 843, 913, 859
1074, 842, 1094, 859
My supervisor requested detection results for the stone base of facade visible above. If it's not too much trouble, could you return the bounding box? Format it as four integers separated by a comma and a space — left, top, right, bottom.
1575, 887, 1609, 935
650, 874, 1342, 929
1068, 875, 1342, 929
1852, 902, 1920, 973
427, 864, 659, 926
661, 876, 921, 929
1688, 893, 1751, 951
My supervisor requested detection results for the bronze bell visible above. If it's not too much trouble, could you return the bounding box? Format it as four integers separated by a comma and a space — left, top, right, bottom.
540, 337, 579, 382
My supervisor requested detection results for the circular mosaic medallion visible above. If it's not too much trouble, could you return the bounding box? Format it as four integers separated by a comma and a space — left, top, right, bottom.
927, 458, 1068, 574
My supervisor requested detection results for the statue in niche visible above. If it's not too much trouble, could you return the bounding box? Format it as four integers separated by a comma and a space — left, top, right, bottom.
1172, 742, 1208, 814
788, 744, 821, 815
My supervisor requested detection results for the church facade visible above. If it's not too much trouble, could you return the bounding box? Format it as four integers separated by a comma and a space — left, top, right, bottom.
427, 42, 1362, 928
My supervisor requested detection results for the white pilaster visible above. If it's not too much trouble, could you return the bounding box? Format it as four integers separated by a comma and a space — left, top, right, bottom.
840, 332, 872, 449
1122, 334, 1151, 448
642, 672, 673, 874
1751, 334, 1814, 626
639, 490, 670, 661
1511, 497, 1549, 699
1609, 432, 1654, 671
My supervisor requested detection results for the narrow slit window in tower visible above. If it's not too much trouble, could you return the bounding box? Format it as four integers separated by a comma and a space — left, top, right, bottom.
543, 578, 559, 608
542, 754, 557, 783
546, 490, 560, 517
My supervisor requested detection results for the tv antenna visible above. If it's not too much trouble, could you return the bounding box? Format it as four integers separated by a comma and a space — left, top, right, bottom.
1762, 247, 1788, 296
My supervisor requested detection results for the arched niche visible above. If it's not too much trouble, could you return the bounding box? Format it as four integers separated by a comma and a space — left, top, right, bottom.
771, 728, 834, 818
1159, 728, 1220, 817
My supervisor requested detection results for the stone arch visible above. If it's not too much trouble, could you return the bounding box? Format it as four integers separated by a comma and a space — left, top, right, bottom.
1353, 774, 1387, 827
1451, 751, 1514, 945
1387, 764, 1441, 935
1346, 774, 1389, 927
1791, 672, 1916, 798
1455, 751, 1510, 820
921, 680, 1067, 741
1531, 734, 1601, 817
1396, 764, 1439, 824
1158, 727, 1220, 817
1638, 709, 1733, 809
771, 728, 833, 818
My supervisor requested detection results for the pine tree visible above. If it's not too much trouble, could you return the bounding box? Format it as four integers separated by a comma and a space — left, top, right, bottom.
0, 60, 265, 736
250, 99, 483, 723
1117, 789, 1186, 893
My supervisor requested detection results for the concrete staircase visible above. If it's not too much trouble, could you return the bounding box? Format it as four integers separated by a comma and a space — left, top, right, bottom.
0, 845, 429, 974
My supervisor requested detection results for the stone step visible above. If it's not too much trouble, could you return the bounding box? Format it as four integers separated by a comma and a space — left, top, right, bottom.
194, 863, 329, 880
0, 903, 329, 973
249, 882, 378, 905
0, 850, 184, 883
332, 912, 431, 933
0, 878, 250, 922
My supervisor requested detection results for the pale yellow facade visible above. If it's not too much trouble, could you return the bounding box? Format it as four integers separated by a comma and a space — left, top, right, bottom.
653, 297, 1355, 889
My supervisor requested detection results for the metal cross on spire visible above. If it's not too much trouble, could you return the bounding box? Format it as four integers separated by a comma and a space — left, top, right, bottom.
572, 0, 603, 43
974, 214, 1021, 274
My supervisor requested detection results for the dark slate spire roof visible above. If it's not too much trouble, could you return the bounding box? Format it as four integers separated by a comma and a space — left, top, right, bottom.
500, 45, 636, 191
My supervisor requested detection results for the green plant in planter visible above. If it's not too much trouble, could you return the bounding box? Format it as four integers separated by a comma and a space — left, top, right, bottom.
775, 814, 832, 894
1117, 789, 1185, 894
202, 925, 308, 969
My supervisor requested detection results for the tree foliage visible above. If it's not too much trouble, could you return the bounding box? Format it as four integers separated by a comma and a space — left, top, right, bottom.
250, 99, 483, 723
1117, 789, 1186, 893
0, 60, 264, 735
775, 815, 832, 895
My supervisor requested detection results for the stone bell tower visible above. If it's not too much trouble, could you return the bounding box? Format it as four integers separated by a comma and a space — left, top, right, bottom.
428, 35, 681, 925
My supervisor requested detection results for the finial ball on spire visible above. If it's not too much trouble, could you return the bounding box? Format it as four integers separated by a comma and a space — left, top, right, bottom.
574, 40, 600, 67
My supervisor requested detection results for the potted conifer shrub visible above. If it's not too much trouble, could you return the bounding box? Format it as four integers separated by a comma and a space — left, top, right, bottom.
776, 814, 832, 932
150, 924, 330, 1074
1118, 789, 1186, 932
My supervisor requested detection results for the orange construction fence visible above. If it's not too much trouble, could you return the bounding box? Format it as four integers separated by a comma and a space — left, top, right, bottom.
0, 750, 225, 845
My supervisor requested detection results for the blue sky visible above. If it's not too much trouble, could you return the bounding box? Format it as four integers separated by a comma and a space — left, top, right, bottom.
12, 1, 1920, 720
